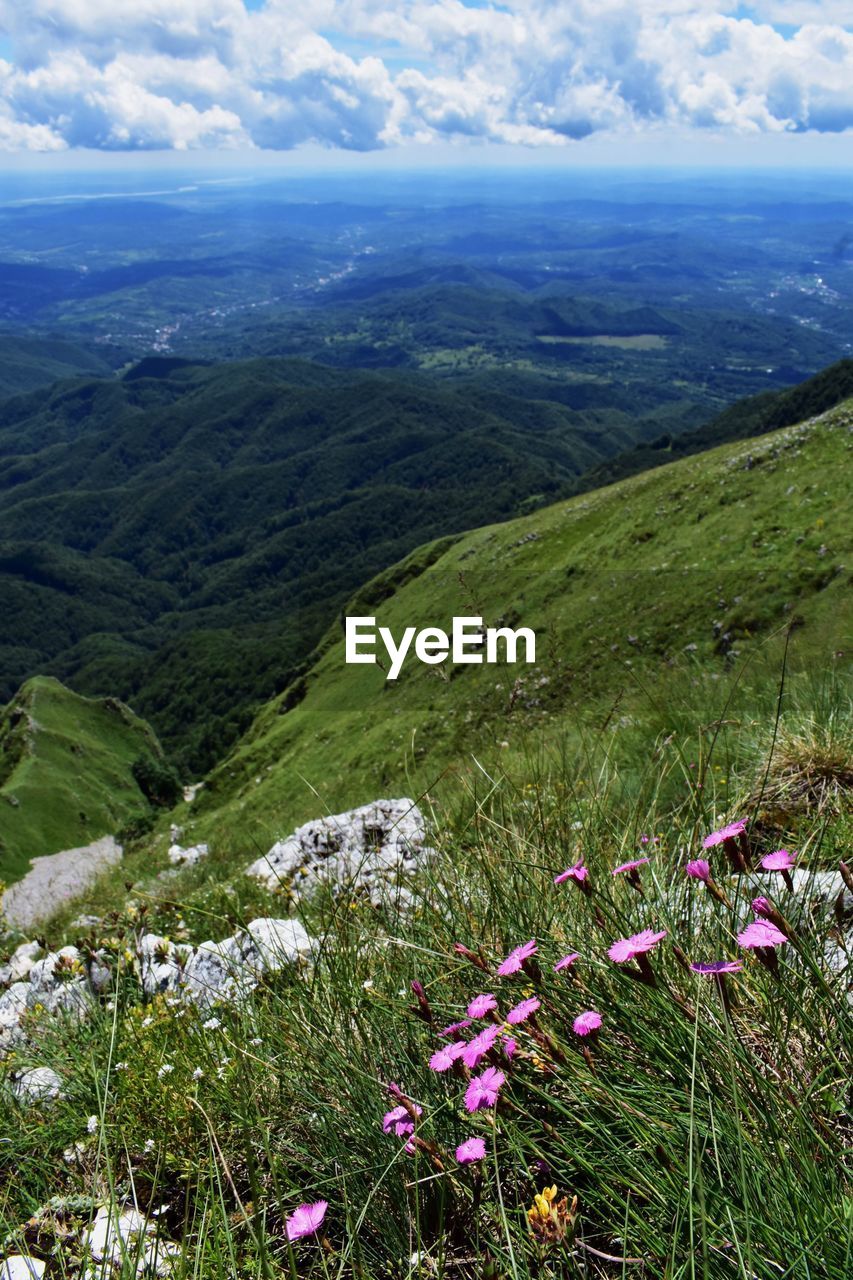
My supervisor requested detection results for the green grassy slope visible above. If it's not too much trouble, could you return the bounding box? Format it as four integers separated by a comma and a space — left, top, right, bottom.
189, 397, 852, 850
0, 676, 166, 884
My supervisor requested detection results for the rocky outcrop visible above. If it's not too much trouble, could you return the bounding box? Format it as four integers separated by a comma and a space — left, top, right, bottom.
138, 917, 315, 1009
1, 918, 316, 1095
246, 798, 432, 908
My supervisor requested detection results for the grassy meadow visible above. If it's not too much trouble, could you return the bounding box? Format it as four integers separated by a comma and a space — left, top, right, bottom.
0, 636, 849, 1278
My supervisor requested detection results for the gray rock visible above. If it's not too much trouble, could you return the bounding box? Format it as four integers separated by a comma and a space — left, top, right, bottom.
167, 842, 209, 867
0, 941, 43, 987
0, 983, 29, 1053
83, 1205, 180, 1276
137, 935, 193, 999
26, 948, 91, 1020
181, 938, 253, 1009
136, 919, 316, 1011
244, 918, 315, 973
1, 1257, 46, 1280
10, 1066, 63, 1104
246, 798, 432, 908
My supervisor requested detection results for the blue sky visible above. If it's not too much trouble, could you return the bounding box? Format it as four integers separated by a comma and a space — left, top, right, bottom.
0, 2, 851, 163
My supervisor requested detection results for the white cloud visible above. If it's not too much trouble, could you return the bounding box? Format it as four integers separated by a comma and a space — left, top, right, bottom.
0, 0, 851, 150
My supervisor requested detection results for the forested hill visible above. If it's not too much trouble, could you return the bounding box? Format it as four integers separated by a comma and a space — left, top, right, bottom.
574, 357, 853, 493
0, 355, 649, 773
0, 332, 117, 399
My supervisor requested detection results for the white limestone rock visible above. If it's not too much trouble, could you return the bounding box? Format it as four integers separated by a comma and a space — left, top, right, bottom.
83, 1205, 180, 1276
167, 842, 209, 867
137, 935, 194, 999
0, 983, 29, 1053
1, 1257, 46, 1280
246, 798, 432, 908
136, 919, 316, 1011
244, 918, 315, 974
10, 1066, 63, 1104
0, 941, 43, 987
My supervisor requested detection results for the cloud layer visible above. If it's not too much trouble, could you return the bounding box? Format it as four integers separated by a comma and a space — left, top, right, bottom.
0, 1, 852, 151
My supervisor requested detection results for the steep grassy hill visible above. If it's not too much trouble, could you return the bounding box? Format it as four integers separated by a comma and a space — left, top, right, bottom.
186, 398, 851, 851
0, 676, 166, 884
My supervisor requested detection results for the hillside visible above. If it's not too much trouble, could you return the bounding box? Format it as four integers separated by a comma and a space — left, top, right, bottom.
0, 676, 166, 885
0, 333, 116, 400
0, 354, 711, 773
185, 398, 852, 851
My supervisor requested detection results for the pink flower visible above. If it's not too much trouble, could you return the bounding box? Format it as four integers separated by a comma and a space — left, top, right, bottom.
506, 997, 540, 1025
760, 849, 796, 872
608, 929, 667, 963
429, 1041, 466, 1073
573, 1010, 602, 1036
382, 1103, 422, 1137
467, 993, 497, 1019
464, 1066, 505, 1112
503, 1037, 517, 1059
456, 1137, 486, 1164
286, 1201, 327, 1242
461, 1023, 501, 1068
440, 1019, 472, 1038
612, 857, 650, 875
554, 859, 588, 885
690, 960, 743, 975
702, 820, 746, 849
497, 940, 537, 976
685, 859, 711, 881
737, 920, 788, 949
752, 896, 772, 918
554, 952, 580, 972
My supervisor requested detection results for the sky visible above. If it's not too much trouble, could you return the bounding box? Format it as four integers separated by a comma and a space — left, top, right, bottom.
0, 1, 852, 165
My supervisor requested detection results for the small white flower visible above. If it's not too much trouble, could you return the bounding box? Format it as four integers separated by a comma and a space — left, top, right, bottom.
114, 1061, 128, 1072
157, 1063, 174, 1078
142, 1015, 154, 1028
362, 979, 374, 990
86, 1115, 99, 1134
202, 1017, 221, 1031
249, 1037, 262, 1047
192, 1067, 204, 1080
143, 1138, 156, 1154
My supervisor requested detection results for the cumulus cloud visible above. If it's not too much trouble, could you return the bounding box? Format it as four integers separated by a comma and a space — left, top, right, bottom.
0, 0, 851, 150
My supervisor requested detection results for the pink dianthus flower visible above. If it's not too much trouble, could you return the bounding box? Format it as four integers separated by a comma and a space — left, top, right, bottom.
496, 940, 537, 976
464, 1066, 505, 1112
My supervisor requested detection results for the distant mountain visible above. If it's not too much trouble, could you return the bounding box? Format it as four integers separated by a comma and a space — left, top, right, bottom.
189, 397, 852, 849
0, 676, 165, 884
